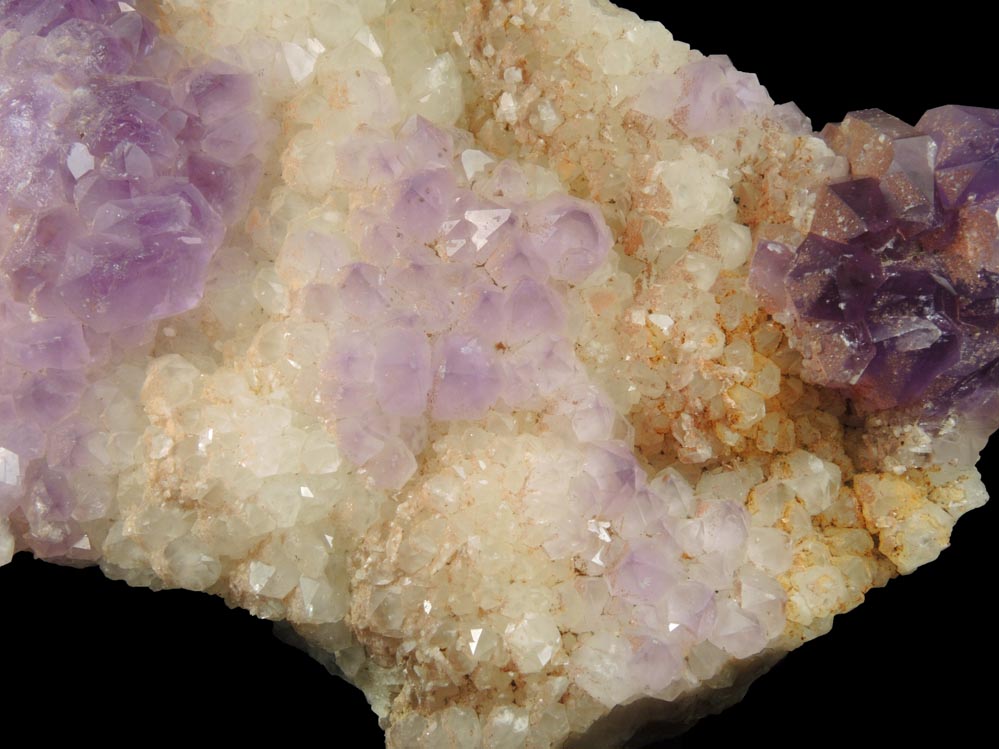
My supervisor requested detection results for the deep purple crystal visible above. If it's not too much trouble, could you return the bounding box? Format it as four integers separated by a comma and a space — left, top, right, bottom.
750, 106, 999, 428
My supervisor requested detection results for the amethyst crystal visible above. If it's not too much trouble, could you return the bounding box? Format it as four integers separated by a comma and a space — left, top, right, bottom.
750, 106, 999, 431
324, 119, 614, 489
0, 0, 262, 555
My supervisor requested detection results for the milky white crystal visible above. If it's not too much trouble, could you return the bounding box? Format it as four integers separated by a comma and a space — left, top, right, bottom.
2, 1, 992, 747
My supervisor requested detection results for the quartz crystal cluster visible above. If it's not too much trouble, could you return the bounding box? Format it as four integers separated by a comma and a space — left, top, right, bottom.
0, 0, 993, 747
325, 119, 614, 490
0, 0, 263, 558
752, 107, 999, 456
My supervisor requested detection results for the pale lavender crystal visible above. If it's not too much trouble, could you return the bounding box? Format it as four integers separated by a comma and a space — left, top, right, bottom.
0, 0, 262, 557
630, 636, 682, 693
750, 105, 999, 437
633, 54, 773, 134
610, 543, 676, 603
506, 277, 566, 342
373, 328, 432, 418
581, 441, 646, 516
3, 319, 89, 371
526, 195, 612, 283
430, 335, 502, 421
747, 240, 793, 311
324, 117, 615, 491
710, 598, 767, 659
664, 580, 716, 640
564, 383, 616, 443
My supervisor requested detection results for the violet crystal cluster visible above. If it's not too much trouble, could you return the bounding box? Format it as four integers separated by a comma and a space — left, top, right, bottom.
327, 121, 615, 491
752, 108, 999, 448
0, 0, 262, 556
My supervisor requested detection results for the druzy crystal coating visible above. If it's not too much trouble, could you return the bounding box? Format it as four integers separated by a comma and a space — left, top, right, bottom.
1, 1, 994, 747
752, 107, 999, 439
0, 0, 262, 554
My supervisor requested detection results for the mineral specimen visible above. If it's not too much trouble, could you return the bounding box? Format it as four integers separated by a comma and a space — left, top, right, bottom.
1, 1, 994, 747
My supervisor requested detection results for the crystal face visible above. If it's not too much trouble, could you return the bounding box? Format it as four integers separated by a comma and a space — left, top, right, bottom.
0, 2, 994, 747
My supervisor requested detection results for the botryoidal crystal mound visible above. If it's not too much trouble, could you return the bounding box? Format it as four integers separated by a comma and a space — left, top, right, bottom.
0, 1, 992, 746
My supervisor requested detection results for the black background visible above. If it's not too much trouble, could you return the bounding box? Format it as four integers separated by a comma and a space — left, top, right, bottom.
1, 3, 995, 746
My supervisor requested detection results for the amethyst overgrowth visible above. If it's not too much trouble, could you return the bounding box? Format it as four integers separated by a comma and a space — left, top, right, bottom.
751, 107, 999, 434
0, 0, 262, 556
320, 116, 779, 675
325, 118, 615, 489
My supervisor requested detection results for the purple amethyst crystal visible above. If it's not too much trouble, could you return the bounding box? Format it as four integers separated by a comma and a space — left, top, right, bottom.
750, 106, 999, 429
0, 1, 262, 556
322, 118, 614, 489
